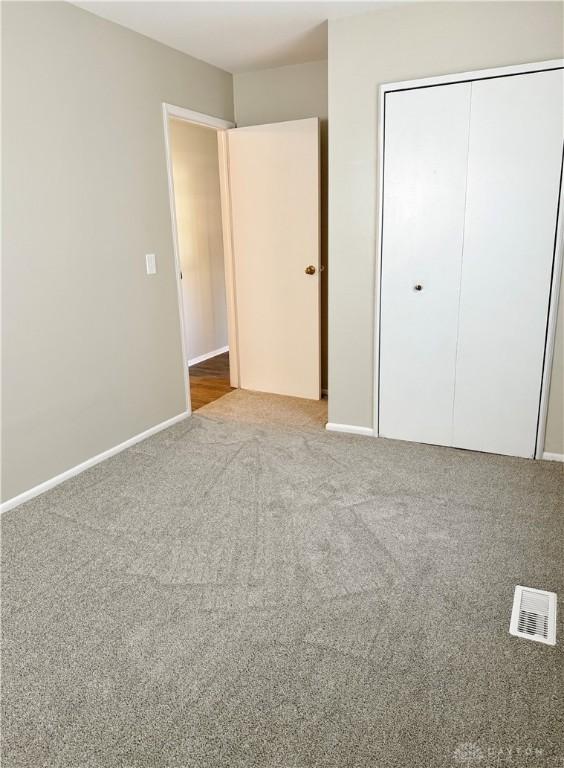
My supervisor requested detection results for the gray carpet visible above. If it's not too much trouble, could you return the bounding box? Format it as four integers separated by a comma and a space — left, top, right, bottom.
2, 400, 563, 768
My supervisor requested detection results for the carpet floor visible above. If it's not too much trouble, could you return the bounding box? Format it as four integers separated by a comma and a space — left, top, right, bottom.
1, 393, 563, 768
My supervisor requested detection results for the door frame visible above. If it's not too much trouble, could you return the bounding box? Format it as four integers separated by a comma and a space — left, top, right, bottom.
162, 103, 237, 414
373, 59, 564, 459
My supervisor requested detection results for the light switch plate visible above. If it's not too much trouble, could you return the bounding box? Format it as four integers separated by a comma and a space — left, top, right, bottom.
145, 253, 157, 275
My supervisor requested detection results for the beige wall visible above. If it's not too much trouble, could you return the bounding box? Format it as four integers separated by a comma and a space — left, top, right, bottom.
328, 1, 564, 454
234, 60, 328, 127
234, 61, 329, 389
170, 120, 228, 364
545, 284, 564, 454
1, 2, 234, 501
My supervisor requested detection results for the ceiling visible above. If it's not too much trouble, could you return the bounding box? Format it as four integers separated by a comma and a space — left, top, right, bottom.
73, 1, 391, 73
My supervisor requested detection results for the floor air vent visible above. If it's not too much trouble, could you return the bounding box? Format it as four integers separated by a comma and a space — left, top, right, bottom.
510, 586, 557, 646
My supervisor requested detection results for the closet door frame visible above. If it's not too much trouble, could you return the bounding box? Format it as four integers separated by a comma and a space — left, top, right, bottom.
374, 59, 564, 460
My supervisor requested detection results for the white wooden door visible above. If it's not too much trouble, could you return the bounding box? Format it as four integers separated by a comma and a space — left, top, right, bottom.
452, 70, 564, 457
227, 118, 320, 399
379, 84, 471, 445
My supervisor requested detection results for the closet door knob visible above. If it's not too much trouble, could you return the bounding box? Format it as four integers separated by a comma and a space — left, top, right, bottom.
305, 265, 316, 275
414, 284, 423, 291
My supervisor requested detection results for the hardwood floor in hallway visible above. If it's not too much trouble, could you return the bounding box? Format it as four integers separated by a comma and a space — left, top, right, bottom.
189, 352, 233, 411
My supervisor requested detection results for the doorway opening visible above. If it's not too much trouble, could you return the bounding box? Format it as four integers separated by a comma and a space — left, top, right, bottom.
163, 106, 237, 413
163, 104, 324, 423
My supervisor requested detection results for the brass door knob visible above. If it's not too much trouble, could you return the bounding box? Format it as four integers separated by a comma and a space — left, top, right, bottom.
305, 265, 316, 275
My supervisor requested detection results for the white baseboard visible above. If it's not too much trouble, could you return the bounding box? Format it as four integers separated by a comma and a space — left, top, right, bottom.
0, 411, 190, 515
542, 451, 564, 462
325, 422, 375, 437
188, 346, 229, 367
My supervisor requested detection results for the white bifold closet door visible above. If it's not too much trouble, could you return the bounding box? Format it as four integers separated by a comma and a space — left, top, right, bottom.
379, 84, 471, 447
379, 68, 563, 458
452, 71, 563, 456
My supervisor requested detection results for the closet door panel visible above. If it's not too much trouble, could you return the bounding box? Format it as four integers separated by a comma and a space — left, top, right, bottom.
379, 84, 471, 445
452, 70, 564, 458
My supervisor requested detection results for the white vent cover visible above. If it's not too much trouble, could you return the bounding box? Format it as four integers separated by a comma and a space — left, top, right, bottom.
510, 586, 557, 646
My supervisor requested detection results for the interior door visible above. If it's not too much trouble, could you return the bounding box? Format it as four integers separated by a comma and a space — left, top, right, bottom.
227, 118, 320, 400
378, 84, 471, 445
451, 69, 564, 458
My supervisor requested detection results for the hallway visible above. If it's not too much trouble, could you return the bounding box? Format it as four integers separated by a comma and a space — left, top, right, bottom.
189, 352, 233, 411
